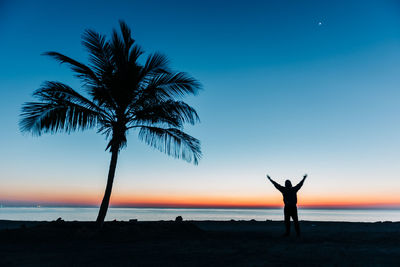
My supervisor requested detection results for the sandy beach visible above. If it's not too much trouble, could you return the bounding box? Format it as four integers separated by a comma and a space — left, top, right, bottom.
1, 220, 399, 266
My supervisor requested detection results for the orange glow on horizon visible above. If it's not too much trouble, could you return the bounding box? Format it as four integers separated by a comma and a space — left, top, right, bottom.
109, 195, 400, 208
2, 190, 399, 208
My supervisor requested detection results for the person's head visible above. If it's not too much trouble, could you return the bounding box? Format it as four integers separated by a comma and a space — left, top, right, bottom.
285, 180, 292, 188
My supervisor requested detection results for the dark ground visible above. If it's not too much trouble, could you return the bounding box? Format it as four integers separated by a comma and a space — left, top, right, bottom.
0, 220, 399, 266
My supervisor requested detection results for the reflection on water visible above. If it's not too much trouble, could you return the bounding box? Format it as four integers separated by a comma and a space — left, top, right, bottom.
0, 207, 399, 222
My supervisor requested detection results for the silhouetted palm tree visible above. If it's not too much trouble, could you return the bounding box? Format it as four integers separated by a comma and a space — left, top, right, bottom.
20, 21, 202, 224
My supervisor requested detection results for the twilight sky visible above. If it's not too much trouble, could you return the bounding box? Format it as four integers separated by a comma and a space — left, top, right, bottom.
1, 0, 400, 208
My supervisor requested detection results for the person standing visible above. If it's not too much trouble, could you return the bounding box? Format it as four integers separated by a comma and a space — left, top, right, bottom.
266, 174, 307, 237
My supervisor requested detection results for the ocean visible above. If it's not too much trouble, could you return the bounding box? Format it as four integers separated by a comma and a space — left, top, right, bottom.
1, 207, 399, 222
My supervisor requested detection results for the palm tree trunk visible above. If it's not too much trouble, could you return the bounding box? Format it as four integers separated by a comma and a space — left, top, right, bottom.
96, 146, 119, 225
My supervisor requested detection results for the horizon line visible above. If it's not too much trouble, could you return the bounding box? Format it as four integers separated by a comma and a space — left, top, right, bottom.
1, 203, 400, 210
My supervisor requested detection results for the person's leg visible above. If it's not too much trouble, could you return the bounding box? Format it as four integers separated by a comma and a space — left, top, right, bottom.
284, 206, 290, 236
292, 206, 300, 236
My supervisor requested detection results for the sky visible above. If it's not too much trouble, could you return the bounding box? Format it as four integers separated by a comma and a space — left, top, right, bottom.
0, 0, 400, 208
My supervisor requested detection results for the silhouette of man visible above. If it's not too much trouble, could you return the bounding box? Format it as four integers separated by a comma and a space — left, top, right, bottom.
266, 174, 307, 237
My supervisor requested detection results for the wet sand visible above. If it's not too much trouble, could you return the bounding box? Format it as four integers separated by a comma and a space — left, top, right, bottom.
1, 220, 399, 266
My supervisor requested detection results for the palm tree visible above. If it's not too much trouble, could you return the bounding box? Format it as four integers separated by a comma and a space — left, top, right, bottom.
20, 21, 202, 224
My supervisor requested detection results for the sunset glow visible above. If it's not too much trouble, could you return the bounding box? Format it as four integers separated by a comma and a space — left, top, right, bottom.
2, 189, 399, 209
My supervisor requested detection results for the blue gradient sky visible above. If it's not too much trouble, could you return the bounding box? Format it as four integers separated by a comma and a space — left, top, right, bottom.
1, 0, 400, 207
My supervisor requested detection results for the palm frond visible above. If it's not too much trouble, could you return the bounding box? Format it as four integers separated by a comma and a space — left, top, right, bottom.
131, 107, 181, 128
35, 81, 112, 120
139, 53, 170, 81
20, 98, 100, 136
128, 45, 144, 66
131, 100, 200, 128
43, 52, 99, 86
138, 126, 201, 165
111, 28, 126, 67
81, 29, 113, 78
119, 20, 134, 53
144, 72, 201, 101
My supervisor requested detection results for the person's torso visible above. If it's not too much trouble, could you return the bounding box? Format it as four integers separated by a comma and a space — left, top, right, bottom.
282, 188, 297, 206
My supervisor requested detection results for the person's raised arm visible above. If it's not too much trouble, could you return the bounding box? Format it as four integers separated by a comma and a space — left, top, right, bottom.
294, 174, 307, 191
266, 174, 284, 192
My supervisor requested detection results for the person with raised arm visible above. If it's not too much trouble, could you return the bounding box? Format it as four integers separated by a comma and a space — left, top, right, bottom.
267, 174, 307, 237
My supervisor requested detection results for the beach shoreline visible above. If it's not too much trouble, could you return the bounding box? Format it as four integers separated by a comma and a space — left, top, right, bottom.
1, 220, 399, 266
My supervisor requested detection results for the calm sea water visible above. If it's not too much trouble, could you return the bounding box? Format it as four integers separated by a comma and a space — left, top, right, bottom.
0, 207, 399, 222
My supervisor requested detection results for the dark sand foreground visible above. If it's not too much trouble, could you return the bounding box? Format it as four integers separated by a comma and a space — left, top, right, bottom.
1, 220, 399, 266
